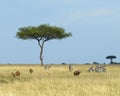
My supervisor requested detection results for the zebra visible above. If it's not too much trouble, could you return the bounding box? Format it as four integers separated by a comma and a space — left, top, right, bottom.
88, 66, 94, 72
95, 66, 106, 72
44, 65, 51, 70
69, 65, 73, 72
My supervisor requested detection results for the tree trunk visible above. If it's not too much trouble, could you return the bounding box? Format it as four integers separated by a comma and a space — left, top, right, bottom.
38, 40, 45, 67
40, 44, 44, 66
110, 59, 113, 64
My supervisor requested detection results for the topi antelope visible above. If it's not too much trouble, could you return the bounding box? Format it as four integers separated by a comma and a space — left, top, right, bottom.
15, 71, 20, 77
12, 71, 20, 78
29, 69, 33, 74
74, 70, 81, 76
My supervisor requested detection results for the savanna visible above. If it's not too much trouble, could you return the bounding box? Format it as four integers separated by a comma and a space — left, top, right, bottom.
0, 64, 120, 96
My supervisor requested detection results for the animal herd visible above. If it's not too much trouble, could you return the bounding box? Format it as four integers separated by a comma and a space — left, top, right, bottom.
69, 65, 107, 76
11, 65, 107, 78
11, 69, 33, 78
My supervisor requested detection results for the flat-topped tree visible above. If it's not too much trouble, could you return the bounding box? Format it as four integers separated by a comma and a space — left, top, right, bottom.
16, 24, 72, 66
106, 55, 116, 64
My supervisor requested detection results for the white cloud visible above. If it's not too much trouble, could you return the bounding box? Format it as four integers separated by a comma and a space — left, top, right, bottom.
73, 9, 113, 19
61, 9, 113, 23
85, 9, 112, 17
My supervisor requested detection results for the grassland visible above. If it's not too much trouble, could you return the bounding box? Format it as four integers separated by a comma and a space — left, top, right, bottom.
0, 64, 120, 96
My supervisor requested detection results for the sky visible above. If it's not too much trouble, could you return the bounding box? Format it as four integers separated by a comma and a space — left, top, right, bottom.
0, 0, 120, 64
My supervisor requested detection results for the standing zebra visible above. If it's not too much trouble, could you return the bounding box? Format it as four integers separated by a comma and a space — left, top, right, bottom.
69, 65, 73, 72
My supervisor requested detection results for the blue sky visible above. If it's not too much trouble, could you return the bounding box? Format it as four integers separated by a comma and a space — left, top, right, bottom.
0, 0, 120, 64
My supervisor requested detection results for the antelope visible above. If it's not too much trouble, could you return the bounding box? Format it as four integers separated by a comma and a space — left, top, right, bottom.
15, 71, 20, 77
29, 69, 33, 74
12, 71, 20, 78
74, 70, 81, 76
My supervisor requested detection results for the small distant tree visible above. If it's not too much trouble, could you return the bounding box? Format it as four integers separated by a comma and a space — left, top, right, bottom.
16, 24, 72, 66
106, 55, 116, 64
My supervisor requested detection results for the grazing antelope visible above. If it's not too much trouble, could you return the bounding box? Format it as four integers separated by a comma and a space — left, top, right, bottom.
29, 69, 33, 74
74, 70, 81, 76
88, 66, 94, 72
15, 71, 20, 77
12, 71, 20, 78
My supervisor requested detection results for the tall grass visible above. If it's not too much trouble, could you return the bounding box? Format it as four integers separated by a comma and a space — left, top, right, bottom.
0, 64, 120, 96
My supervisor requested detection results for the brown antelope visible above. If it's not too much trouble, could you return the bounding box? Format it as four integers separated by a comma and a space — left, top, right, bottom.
12, 71, 20, 78
74, 70, 81, 76
15, 71, 20, 77
29, 69, 33, 74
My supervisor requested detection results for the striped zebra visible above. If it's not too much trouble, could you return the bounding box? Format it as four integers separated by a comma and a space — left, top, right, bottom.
95, 66, 106, 72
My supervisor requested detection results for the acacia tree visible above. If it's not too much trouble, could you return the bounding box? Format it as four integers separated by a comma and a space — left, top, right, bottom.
106, 55, 116, 64
16, 24, 72, 66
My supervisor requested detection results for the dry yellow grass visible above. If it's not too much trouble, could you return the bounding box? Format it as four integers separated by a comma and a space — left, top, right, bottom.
0, 64, 120, 96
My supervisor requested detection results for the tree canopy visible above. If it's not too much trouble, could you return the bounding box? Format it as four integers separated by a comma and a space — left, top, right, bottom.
16, 24, 72, 41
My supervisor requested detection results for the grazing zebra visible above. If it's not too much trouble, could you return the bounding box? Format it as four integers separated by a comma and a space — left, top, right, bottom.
44, 65, 51, 70
74, 70, 81, 76
69, 65, 73, 72
29, 69, 33, 74
95, 66, 106, 72
88, 66, 94, 72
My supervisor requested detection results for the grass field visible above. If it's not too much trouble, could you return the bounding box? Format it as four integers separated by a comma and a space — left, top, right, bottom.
0, 64, 120, 96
